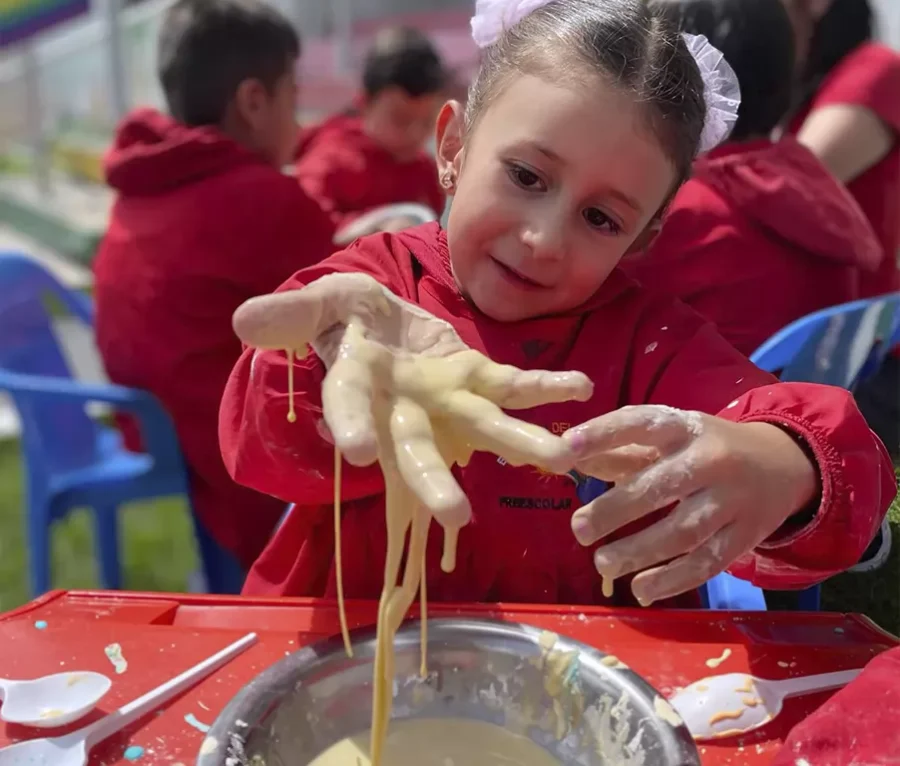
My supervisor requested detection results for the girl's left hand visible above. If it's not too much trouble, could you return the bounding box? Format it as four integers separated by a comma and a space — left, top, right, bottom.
563, 405, 819, 605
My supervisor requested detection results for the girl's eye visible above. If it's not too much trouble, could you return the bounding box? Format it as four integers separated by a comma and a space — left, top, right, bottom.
507, 164, 544, 190
583, 207, 621, 234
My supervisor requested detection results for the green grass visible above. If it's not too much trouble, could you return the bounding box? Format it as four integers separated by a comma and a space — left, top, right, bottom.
0, 439, 198, 613
0, 437, 897, 634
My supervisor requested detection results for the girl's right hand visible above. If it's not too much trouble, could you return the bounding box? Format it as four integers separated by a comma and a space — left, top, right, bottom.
233, 273, 593, 529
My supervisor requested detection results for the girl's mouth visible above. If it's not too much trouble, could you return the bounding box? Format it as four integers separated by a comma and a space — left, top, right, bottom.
490, 257, 545, 290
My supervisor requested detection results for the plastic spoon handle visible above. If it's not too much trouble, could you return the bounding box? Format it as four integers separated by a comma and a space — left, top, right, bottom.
72, 632, 257, 750
770, 668, 861, 699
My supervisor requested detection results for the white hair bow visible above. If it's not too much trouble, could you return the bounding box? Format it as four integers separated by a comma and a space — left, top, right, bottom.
470, 0, 553, 48
470, 0, 742, 153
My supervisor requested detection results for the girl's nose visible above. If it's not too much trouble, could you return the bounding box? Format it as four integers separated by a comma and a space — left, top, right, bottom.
521, 213, 566, 261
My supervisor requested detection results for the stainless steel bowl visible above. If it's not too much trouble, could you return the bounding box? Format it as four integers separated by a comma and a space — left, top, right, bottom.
198, 618, 701, 766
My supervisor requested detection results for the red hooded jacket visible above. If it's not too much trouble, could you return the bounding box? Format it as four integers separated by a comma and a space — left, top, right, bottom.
94, 108, 335, 568
623, 138, 882, 357
294, 113, 445, 229
773, 644, 900, 766
790, 42, 900, 298
219, 223, 895, 605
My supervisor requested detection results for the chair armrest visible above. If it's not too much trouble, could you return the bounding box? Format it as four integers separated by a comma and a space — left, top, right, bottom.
1, 370, 154, 409
65, 290, 95, 325
0, 370, 184, 471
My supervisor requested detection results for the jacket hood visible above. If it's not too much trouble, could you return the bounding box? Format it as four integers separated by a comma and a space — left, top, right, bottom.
696, 138, 881, 271
104, 108, 265, 195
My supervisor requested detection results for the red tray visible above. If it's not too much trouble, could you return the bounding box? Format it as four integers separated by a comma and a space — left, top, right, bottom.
0, 590, 896, 765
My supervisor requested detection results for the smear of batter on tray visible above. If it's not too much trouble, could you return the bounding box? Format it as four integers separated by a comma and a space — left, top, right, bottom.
104, 642, 128, 674
705, 648, 732, 669
184, 712, 211, 733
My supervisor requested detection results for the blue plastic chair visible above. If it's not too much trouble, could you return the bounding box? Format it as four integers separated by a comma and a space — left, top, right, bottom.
699, 571, 767, 610
0, 252, 246, 596
751, 293, 900, 389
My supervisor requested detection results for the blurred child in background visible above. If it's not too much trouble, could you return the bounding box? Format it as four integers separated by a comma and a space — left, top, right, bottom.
786, 0, 900, 298
625, 0, 881, 358
295, 26, 448, 238
93, 0, 334, 585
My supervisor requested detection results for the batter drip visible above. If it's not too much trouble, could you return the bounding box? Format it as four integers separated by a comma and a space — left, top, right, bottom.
283, 316, 587, 766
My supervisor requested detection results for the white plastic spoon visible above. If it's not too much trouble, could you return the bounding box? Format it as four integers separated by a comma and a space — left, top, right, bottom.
0, 672, 112, 728
669, 668, 861, 741
0, 632, 257, 766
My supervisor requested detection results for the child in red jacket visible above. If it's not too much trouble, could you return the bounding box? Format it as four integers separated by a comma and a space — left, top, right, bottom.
93, 0, 335, 579
221, 0, 896, 608
772, 644, 900, 765
295, 27, 448, 238
785, 0, 900, 298
624, 0, 881, 359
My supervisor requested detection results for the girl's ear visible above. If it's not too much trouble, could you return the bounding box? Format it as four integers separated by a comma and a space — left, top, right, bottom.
233, 77, 269, 132
435, 100, 465, 194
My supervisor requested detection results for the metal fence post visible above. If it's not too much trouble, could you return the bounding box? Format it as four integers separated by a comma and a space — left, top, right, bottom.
104, 0, 130, 123
22, 44, 52, 196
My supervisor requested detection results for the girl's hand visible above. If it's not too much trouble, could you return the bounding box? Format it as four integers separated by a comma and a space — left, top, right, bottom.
563, 405, 819, 605
234, 273, 593, 529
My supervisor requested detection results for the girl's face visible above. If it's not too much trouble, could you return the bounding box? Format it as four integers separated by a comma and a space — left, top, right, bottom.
436, 74, 676, 322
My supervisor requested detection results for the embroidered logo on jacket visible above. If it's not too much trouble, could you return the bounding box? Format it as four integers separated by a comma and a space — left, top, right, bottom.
521, 339, 553, 359
498, 496, 573, 510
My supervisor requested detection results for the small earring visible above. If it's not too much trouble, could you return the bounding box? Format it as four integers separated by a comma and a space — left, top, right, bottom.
440, 171, 454, 190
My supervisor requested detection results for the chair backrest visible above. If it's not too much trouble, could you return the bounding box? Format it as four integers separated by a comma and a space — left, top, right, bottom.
750, 293, 900, 389
0, 252, 101, 474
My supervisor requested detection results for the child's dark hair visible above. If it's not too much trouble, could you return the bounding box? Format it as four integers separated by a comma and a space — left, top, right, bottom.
467, 0, 706, 186
362, 27, 447, 99
651, 0, 794, 141
158, 0, 300, 127
798, 0, 873, 109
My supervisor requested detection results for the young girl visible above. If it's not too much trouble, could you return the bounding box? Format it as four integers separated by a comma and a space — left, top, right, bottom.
220, 0, 895, 608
